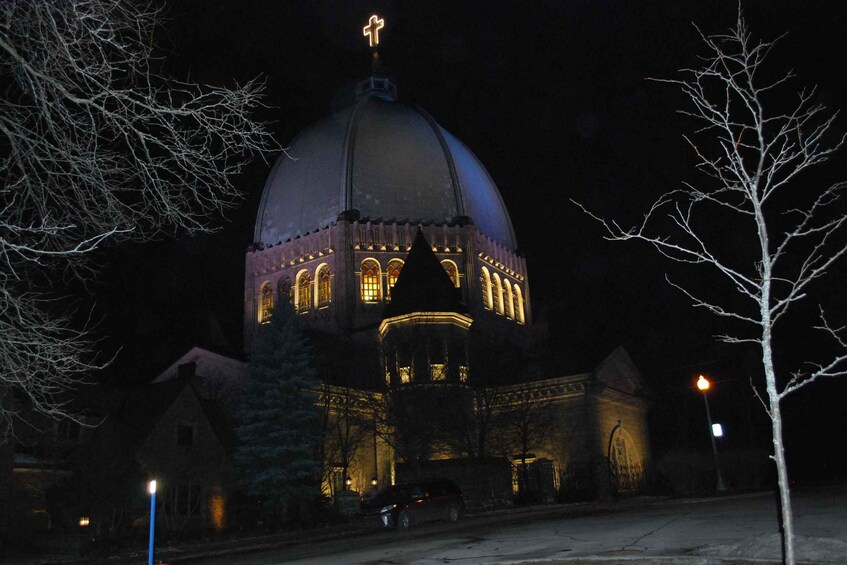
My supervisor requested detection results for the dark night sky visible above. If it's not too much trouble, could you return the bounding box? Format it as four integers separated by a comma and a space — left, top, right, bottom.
96, 1, 847, 475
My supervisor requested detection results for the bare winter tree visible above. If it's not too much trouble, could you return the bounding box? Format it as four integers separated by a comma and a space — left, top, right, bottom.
490, 383, 555, 502
578, 13, 846, 564
0, 0, 277, 436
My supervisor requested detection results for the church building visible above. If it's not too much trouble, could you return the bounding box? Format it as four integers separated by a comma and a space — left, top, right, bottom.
153, 15, 652, 525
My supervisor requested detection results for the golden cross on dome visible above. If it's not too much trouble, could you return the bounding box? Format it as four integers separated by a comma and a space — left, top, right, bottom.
363, 14, 385, 48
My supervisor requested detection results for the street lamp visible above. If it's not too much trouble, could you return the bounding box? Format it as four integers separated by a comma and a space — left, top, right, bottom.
696, 375, 727, 492
147, 480, 157, 565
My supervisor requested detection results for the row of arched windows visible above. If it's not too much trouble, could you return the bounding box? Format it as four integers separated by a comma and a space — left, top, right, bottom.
480, 266, 525, 324
360, 258, 460, 304
259, 258, 464, 322
258, 264, 333, 322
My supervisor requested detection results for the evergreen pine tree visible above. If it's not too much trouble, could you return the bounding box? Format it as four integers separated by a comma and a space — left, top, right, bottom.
235, 302, 321, 522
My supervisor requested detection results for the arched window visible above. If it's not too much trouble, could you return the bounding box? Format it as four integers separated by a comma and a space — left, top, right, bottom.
296, 270, 313, 313
492, 273, 504, 315
277, 276, 292, 305
481, 267, 493, 310
259, 282, 273, 323
441, 260, 459, 288
316, 265, 332, 308
514, 285, 525, 324
361, 259, 382, 303
386, 259, 403, 301
504, 280, 514, 319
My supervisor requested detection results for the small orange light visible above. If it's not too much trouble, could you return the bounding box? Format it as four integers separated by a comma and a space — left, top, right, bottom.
79, 516, 90, 527
696, 375, 711, 391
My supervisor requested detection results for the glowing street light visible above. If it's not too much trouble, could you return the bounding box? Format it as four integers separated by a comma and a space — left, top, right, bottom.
696, 375, 727, 492
148, 480, 157, 565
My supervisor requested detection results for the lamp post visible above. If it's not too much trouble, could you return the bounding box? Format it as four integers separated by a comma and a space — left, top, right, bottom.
696, 375, 727, 492
147, 480, 157, 565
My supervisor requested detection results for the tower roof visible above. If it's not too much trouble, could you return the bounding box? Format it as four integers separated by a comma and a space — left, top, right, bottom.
382, 229, 467, 318
254, 89, 517, 250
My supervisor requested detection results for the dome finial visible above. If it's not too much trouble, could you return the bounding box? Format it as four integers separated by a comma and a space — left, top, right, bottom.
363, 14, 384, 49
363, 14, 385, 77
358, 14, 395, 101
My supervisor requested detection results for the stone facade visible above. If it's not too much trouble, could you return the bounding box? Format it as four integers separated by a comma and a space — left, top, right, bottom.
244, 220, 531, 356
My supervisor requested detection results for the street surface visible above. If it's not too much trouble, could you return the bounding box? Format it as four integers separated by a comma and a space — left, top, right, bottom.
186, 485, 847, 564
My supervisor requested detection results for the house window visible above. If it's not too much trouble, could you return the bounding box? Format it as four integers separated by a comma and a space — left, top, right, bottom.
259, 282, 273, 323
430, 364, 446, 381
317, 265, 332, 308
441, 260, 459, 287
361, 259, 382, 303
386, 259, 403, 301
297, 270, 313, 313
177, 423, 194, 446
481, 267, 493, 310
399, 366, 411, 384
459, 365, 469, 383
165, 483, 202, 516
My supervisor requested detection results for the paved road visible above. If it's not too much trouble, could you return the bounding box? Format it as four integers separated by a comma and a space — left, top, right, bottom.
186, 486, 847, 564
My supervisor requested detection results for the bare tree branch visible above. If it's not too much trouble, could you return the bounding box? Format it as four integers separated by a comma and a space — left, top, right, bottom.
577, 11, 845, 565
0, 0, 278, 436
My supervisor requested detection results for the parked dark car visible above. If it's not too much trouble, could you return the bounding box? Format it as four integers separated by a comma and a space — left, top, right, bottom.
359, 479, 464, 529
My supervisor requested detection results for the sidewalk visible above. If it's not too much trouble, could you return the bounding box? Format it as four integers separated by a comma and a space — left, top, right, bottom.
19, 488, 847, 565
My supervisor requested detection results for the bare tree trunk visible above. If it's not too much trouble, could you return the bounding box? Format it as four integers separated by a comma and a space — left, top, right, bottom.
576, 11, 847, 565
764, 342, 795, 564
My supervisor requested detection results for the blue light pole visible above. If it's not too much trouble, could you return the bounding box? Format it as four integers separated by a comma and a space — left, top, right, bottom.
148, 480, 157, 565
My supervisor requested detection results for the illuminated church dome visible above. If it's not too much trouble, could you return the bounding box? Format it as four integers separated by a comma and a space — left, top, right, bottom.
245, 69, 531, 353
254, 78, 517, 251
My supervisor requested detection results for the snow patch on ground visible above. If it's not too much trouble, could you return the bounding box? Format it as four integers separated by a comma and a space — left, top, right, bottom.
693, 533, 847, 563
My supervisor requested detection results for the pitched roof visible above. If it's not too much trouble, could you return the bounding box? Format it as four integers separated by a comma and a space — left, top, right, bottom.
112, 376, 232, 450
382, 229, 467, 318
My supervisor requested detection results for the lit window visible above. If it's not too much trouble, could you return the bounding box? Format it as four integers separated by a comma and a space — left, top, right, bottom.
317, 266, 332, 308
399, 366, 411, 384
430, 364, 446, 381
504, 280, 514, 319
386, 259, 403, 301
297, 271, 313, 313
259, 282, 273, 323
492, 273, 504, 315
481, 267, 493, 310
441, 260, 459, 287
459, 366, 469, 383
277, 276, 292, 305
361, 259, 382, 303
385, 372, 392, 386
514, 286, 525, 324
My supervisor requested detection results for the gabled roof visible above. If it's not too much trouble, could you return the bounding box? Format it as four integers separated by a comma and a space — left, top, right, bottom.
112, 376, 233, 450
592, 346, 644, 397
152, 346, 246, 385
382, 229, 467, 319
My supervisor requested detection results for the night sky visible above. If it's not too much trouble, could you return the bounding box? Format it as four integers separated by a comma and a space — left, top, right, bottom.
96, 1, 847, 476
